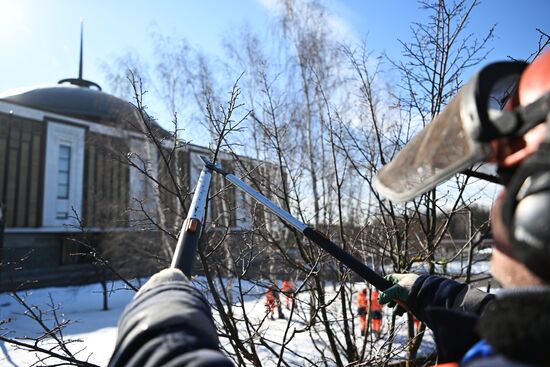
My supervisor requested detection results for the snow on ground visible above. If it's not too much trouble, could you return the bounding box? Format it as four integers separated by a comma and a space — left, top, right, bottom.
0, 277, 438, 367
0, 281, 137, 366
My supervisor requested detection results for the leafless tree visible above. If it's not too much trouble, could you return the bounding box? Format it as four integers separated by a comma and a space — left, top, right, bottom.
336, 0, 496, 362
94, 0, 540, 365
0, 292, 99, 366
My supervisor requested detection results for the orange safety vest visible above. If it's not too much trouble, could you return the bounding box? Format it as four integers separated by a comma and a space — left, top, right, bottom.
357, 290, 368, 309
265, 289, 275, 305
281, 280, 295, 293
369, 290, 381, 312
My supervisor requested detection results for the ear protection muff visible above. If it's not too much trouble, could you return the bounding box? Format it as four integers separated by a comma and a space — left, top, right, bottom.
500, 122, 550, 282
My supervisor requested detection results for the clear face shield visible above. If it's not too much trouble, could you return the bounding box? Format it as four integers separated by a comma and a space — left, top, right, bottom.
374, 61, 531, 202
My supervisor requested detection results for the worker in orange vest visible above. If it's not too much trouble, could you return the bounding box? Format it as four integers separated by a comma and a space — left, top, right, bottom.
356, 288, 368, 335
265, 284, 277, 319
357, 288, 383, 335
368, 289, 383, 335
265, 283, 285, 319
281, 280, 295, 309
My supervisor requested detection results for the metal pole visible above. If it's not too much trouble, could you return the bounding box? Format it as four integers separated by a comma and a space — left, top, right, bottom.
223, 173, 307, 232
204, 159, 394, 292
170, 160, 212, 276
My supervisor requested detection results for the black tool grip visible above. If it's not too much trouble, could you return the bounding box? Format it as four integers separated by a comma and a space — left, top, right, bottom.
171, 219, 202, 276
303, 227, 394, 291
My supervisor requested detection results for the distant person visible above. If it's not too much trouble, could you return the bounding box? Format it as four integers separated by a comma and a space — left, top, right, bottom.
356, 288, 368, 335
357, 287, 383, 335
368, 289, 383, 335
265, 284, 276, 319
265, 283, 285, 319
281, 280, 295, 309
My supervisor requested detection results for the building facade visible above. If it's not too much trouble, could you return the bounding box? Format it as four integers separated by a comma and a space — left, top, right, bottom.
0, 77, 282, 290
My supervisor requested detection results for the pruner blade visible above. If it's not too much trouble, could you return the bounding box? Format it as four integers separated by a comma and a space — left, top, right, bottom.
199, 156, 227, 175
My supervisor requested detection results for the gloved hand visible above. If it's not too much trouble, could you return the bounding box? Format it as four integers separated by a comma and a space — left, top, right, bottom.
136, 267, 188, 296
109, 268, 234, 367
378, 273, 419, 316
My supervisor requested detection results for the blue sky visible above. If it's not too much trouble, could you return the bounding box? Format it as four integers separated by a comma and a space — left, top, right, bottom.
0, 0, 548, 125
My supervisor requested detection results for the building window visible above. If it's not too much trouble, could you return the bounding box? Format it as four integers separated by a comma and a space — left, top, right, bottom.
58, 145, 71, 199
43, 122, 84, 227
56, 211, 68, 219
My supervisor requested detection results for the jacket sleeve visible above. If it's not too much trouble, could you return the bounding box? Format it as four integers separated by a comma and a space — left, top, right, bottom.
408, 275, 494, 320
108, 278, 234, 367
407, 275, 495, 363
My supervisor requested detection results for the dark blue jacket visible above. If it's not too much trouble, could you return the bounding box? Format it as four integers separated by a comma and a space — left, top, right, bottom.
408, 275, 550, 366
108, 278, 233, 367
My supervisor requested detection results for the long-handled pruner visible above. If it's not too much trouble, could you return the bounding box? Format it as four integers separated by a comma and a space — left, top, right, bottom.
201, 157, 396, 293
170, 157, 213, 276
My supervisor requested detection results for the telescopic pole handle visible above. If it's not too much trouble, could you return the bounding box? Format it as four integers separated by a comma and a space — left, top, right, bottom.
171, 164, 212, 276
208, 160, 411, 312
171, 218, 204, 275
303, 228, 411, 312
222, 170, 393, 290
302, 227, 393, 291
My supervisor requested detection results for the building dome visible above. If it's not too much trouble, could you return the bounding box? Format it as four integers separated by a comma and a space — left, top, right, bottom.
0, 23, 168, 135
0, 81, 164, 134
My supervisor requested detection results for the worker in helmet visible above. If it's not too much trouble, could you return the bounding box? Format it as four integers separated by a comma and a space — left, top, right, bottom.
375, 49, 550, 366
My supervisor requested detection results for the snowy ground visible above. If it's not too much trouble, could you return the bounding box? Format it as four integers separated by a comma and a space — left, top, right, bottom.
0, 281, 135, 366
0, 276, 443, 367
0, 254, 495, 367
